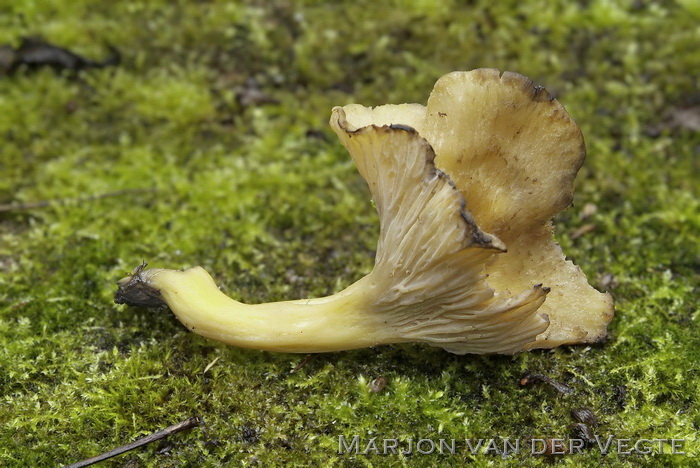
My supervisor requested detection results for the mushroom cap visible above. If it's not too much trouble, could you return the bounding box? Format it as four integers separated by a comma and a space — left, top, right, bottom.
330, 107, 550, 354
334, 69, 614, 349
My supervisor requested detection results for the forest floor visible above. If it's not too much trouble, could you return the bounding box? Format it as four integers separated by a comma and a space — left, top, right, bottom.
1, 1, 698, 466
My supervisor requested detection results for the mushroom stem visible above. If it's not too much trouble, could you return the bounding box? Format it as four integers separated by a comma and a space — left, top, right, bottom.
117, 266, 386, 353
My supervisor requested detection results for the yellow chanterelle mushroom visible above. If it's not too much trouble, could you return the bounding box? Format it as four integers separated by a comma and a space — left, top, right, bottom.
116, 69, 614, 354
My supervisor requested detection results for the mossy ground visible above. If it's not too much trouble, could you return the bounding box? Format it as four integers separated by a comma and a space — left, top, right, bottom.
1, 0, 698, 466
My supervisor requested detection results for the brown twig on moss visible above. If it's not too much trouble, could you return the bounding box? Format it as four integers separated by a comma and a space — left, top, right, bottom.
290, 354, 315, 373
64, 416, 202, 468
518, 371, 573, 394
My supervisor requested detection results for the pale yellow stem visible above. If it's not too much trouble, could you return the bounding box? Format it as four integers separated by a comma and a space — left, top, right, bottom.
142, 267, 391, 353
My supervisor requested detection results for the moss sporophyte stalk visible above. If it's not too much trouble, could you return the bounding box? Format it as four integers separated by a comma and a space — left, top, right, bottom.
115, 69, 614, 355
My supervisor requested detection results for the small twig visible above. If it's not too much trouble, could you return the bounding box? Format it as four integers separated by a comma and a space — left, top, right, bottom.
203, 356, 220, 374
518, 372, 573, 394
569, 223, 596, 240
64, 416, 202, 468
290, 354, 315, 373
0, 188, 157, 213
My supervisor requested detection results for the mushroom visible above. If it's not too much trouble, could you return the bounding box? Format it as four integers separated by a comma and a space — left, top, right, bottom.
115, 69, 613, 354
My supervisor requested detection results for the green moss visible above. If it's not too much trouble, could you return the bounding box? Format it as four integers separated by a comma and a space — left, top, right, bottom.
1, 0, 698, 466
